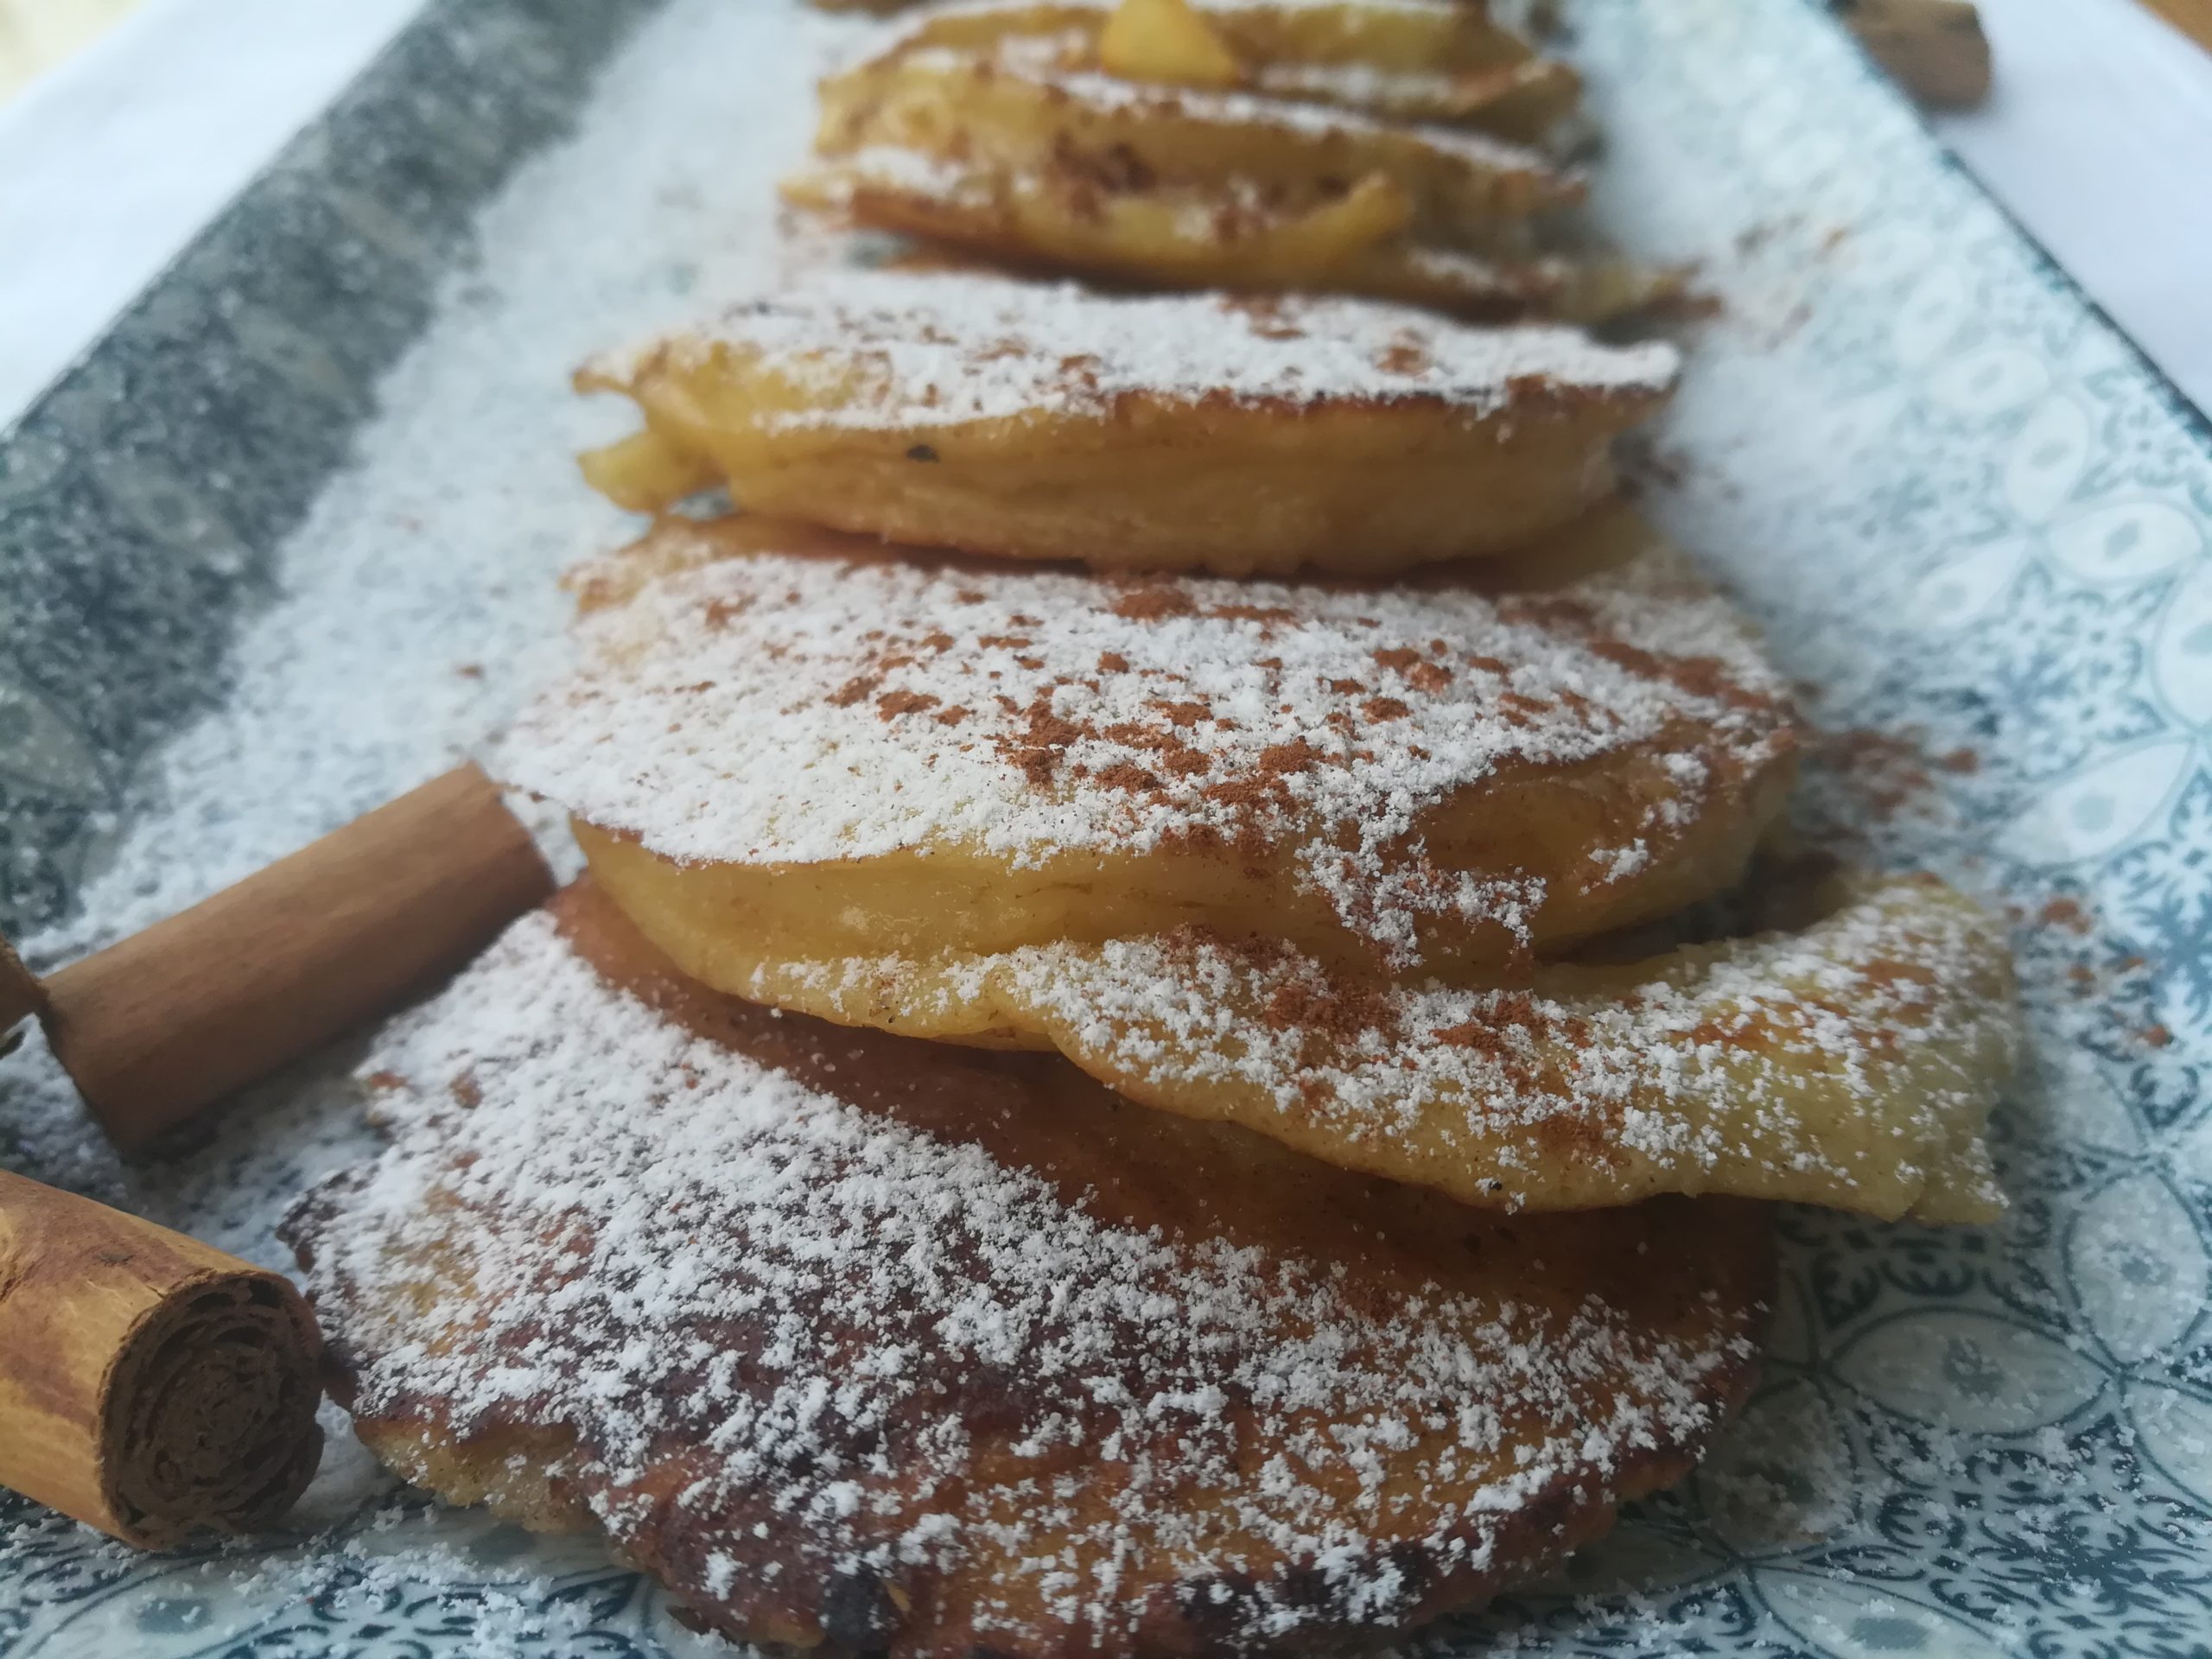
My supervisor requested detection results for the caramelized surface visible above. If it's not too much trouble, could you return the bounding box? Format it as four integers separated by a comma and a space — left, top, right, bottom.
292, 883, 1770, 1657
887, 0, 1581, 139
780, 2, 1648, 317
596, 849, 2017, 1220
576, 274, 1676, 573
504, 506, 1796, 991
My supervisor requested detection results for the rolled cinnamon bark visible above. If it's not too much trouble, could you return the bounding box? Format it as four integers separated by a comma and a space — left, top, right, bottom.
1840, 0, 1992, 108
10, 763, 553, 1151
0, 935, 44, 1039
0, 1168, 323, 1548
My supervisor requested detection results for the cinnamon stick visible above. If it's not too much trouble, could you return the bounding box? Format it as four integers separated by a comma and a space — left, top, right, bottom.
0, 1168, 323, 1547
0, 934, 45, 1045
1841, 0, 1993, 108
10, 763, 553, 1151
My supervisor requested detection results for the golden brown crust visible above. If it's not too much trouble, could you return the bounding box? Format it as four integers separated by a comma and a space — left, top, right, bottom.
575, 274, 1678, 573
293, 883, 1770, 1658
781, 2, 1652, 317
590, 837, 2015, 1220
505, 506, 1797, 987
856, 1, 1580, 142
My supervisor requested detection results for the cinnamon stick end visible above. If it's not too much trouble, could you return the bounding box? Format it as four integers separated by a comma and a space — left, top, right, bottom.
1846, 0, 1993, 109
0, 931, 48, 1042
100, 1268, 325, 1548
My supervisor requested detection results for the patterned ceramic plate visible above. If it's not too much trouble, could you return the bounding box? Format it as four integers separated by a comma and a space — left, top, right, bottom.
3, 2, 2210, 1655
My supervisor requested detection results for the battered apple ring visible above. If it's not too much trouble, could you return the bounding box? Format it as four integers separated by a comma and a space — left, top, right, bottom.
502, 505, 1798, 993
785, 156, 1666, 321
585, 846, 2015, 1224
810, 10, 1574, 231
290, 879, 1770, 1659
575, 272, 1679, 575
861, 0, 1583, 142
781, 4, 1646, 315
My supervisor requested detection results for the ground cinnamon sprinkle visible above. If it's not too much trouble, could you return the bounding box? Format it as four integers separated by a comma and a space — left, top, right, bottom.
512, 522, 1797, 962
1109, 588, 1195, 621
1266, 971, 1402, 1050
876, 689, 940, 720
1095, 762, 1162, 791
1006, 692, 1086, 784
1220, 294, 1305, 340
1257, 739, 1324, 776
1432, 1019, 1511, 1058
1187, 933, 1403, 1049
2039, 898, 2091, 933
1815, 722, 1988, 815
1859, 955, 1939, 991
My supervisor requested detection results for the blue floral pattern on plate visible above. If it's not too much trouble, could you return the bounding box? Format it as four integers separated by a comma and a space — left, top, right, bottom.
3, 0, 2210, 1654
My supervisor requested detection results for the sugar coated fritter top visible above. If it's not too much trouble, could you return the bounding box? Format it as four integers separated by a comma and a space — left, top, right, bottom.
582, 271, 1678, 435
288, 883, 1767, 1657
837, 3, 1572, 180
500, 515, 1794, 963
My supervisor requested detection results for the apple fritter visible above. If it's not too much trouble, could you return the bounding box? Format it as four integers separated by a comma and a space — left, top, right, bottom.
575, 272, 1678, 574
580, 771, 2012, 1223
500, 506, 1797, 994
718, 866, 2015, 1224
287, 880, 1770, 1659
874, 0, 1581, 141
781, 3, 1648, 315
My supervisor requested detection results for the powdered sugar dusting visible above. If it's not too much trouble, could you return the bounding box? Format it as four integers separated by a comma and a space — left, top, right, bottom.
1256, 59, 1496, 111
876, 0, 1485, 39
13, 0, 861, 969
589, 270, 1677, 434
727, 869, 2016, 1222
989, 48, 1560, 177
791, 161, 1577, 308
991, 873, 2017, 1220
290, 900, 1761, 1649
499, 519, 1791, 963
849, 5, 1568, 181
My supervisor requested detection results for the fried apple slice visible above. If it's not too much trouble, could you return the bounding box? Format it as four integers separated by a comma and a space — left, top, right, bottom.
289, 878, 1770, 1657
588, 844, 2016, 1224
782, 0, 1642, 312
503, 505, 1797, 994
576, 272, 1677, 573
868, 0, 1580, 140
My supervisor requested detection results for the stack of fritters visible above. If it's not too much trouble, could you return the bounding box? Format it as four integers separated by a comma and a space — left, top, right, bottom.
785, 0, 1667, 319
288, 7, 2020, 1656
